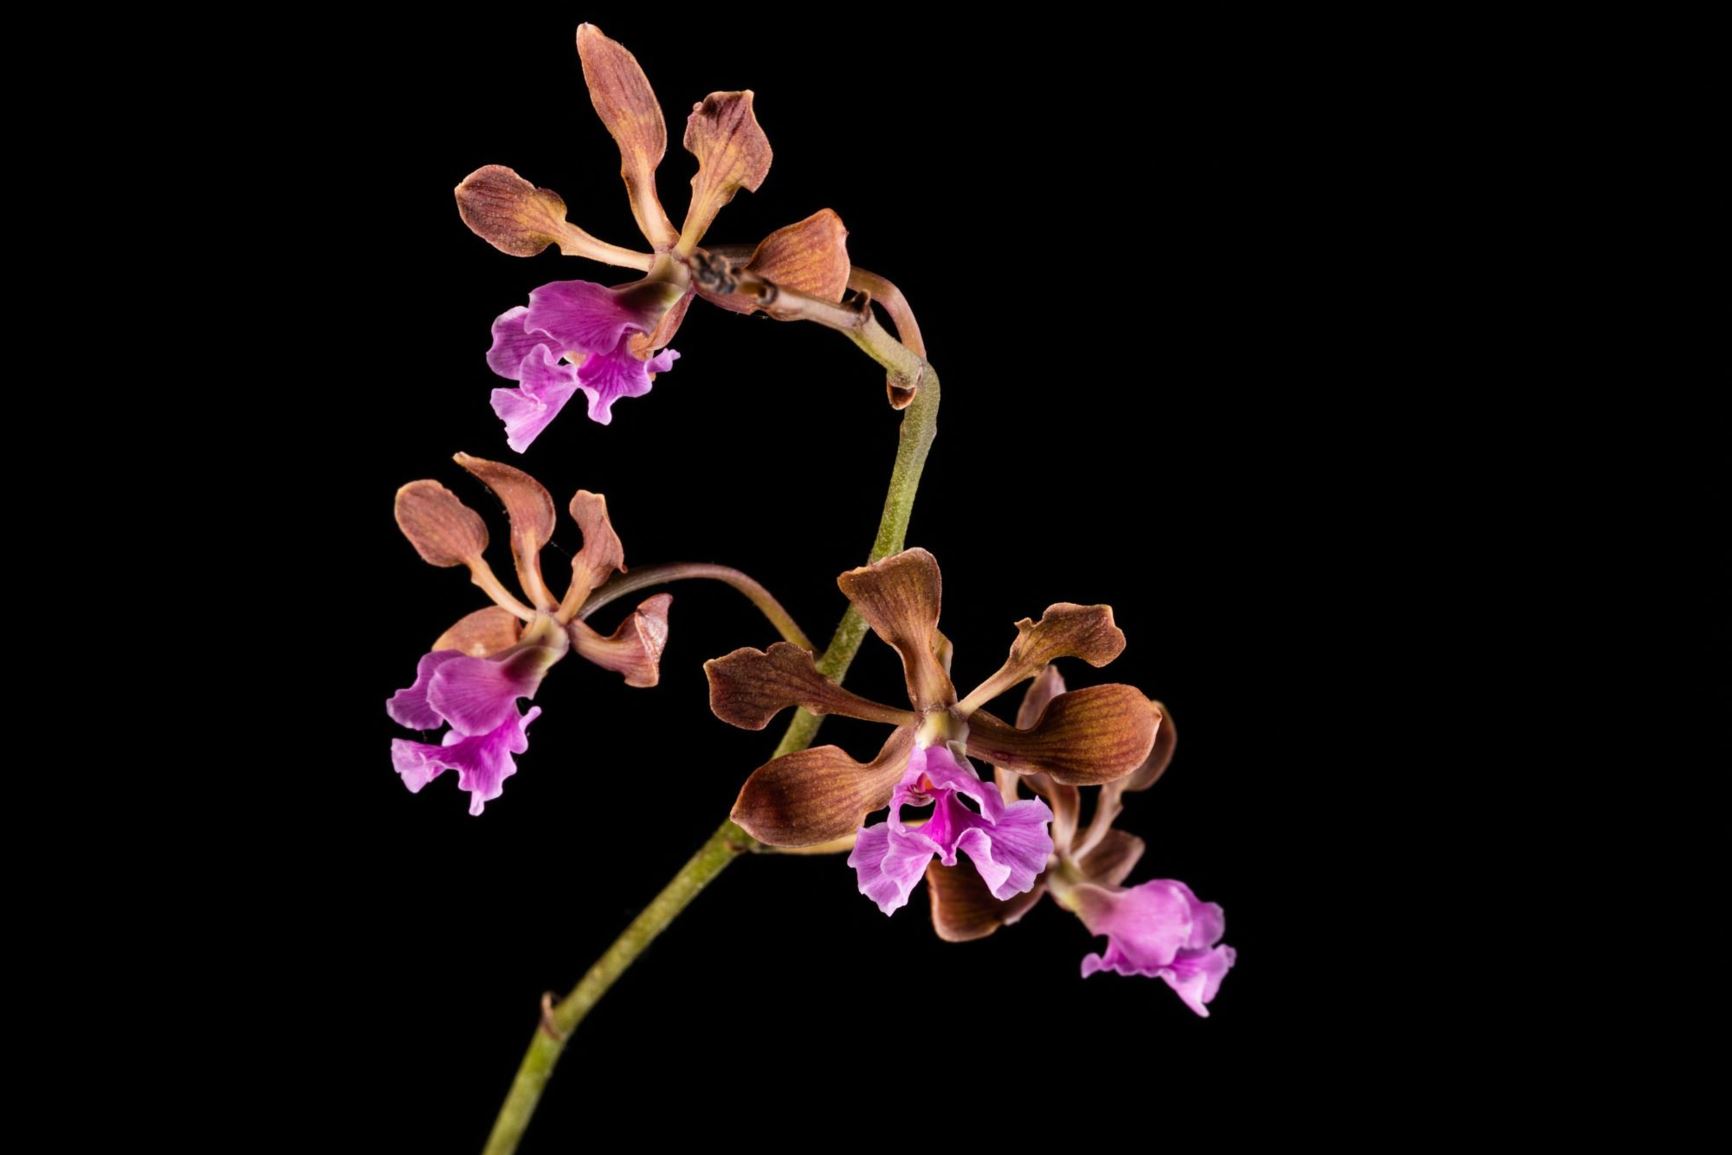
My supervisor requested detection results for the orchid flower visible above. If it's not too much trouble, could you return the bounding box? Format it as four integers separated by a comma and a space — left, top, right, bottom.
454, 25, 861, 448
387, 453, 671, 814
922, 667, 1236, 1016
705, 548, 1162, 915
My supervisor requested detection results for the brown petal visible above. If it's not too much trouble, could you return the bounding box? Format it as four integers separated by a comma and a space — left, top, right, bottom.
1124, 700, 1175, 792
567, 490, 627, 606
1015, 666, 1066, 730
455, 453, 556, 610
568, 593, 670, 688
926, 861, 1047, 943
966, 685, 1157, 786
959, 604, 1125, 714
1076, 829, 1146, 889
835, 548, 955, 710
576, 24, 677, 250
432, 606, 523, 657
744, 209, 850, 303
705, 642, 915, 731
394, 481, 487, 567
731, 726, 914, 847
453, 165, 651, 268
677, 91, 772, 252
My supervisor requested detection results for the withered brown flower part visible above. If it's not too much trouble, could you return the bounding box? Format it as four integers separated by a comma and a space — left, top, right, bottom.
706, 548, 1163, 849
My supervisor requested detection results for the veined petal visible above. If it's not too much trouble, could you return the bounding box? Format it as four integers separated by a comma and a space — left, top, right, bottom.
576, 24, 677, 250
967, 685, 1158, 785
524, 279, 679, 356
1123, 699, 1177, 793
568, 593, 671, 688
491, 349, 580, 453
677, 91, 772, 252
705, 642, 914, 730
883, 745, 1053, 905
575, 343, 672, 426
391, 706, 541, 816
731, 726, 915, 847
1076, 829, 1146, 889
846, 820, 933, 916
1074, 878, 1234, 1016
454, 164, 649, 268
744, 209, 850, 302
455, 453, 557, 611
486, 307, 558, 380
566, 490, 627, 606
953, 804, 1053, 900
925, 859, 1046, 943
394, 481, 488, 568
835, 548, 955, 711
426, 640, 564, 736
432, 607, 523, 657
959, 604, 1126, 714
387, 650, 463, 730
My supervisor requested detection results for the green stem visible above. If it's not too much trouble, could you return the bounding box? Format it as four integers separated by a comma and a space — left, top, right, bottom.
481, 367, 940, 1155
577, 562, 815, 651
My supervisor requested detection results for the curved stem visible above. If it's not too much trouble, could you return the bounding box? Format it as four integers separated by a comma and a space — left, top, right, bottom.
577, 563, 814, 651
481, 368, 941, 1155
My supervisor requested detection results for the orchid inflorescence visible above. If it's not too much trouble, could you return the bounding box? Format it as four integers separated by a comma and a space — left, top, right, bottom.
385, 21, 1234, 1149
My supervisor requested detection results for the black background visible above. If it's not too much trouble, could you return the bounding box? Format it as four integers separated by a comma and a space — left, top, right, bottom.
305, 10, 1447, 1148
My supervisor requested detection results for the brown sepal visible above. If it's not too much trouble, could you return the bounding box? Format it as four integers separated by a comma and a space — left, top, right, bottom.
568, 593, 671, 688
960, 605, 1125, 713
731, 726, 915, 847
1016, 665, 1066, 729
927, 861, 1047, 943
705, 642, 915, 731
432, 606, 523, 657
455, 453, 556, 609
678, 91, 772, 249
835, 548, 955, 710
567, 490, 627, 604
745, 209, 850, 303
394, 481, 487, 567
1075, 829, 1146, 889
967, 685, 1158, 785
1124, 700, 1175, 792
576, 24, 677, 250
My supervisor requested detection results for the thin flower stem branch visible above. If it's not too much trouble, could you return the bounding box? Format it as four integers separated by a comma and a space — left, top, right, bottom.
577, 563, 816, 651
482, 364, 940, 1155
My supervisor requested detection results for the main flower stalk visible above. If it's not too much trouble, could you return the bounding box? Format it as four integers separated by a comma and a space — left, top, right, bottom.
482, 364, 938, 1155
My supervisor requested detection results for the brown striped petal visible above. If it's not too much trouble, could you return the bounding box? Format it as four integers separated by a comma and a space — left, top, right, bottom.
394, 481, 487, 567
432, 606, 523, 657
926, 861, 1047, 943
835, 548, 955, 710
576, 24, 678, 250
959, 604, 1125, 713
731, 726, 915, 847
455, 454, 557, 611
677, 91, 772, 252
966, 685, 1157, 785
1076, 830, 1146, 889
567, 490, 627, 605
568, 593, 671, 688
1123, 700, 1176, 792
453, 165, 651, 268
705, 642, 915, 731
745, 209, 850, 302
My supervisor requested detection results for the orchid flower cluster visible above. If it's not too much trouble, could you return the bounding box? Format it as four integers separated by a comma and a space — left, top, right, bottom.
386, 21, 1234, 1148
